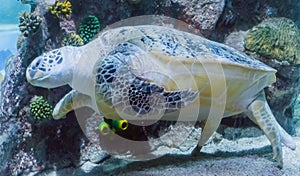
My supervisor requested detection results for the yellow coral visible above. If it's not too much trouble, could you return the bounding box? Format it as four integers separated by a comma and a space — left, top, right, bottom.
244, 17, 300, 64
49, 0, 72, 18
61, 33, 84, 47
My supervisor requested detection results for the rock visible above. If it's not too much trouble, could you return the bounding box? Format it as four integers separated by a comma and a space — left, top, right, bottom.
0, 54, 31, 173
224, 31, 248, 51
170, 0, 225, 36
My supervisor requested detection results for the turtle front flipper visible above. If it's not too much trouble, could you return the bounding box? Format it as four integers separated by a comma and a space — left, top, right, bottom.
111, 74, 199, 120
246, 92, 295, 168
53, 90, 93, 119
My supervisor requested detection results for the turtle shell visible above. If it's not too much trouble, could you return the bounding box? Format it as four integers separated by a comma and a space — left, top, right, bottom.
93, 25, 276, 121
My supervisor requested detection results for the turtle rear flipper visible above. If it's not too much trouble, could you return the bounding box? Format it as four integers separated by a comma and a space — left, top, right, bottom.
246, 92, 296, 168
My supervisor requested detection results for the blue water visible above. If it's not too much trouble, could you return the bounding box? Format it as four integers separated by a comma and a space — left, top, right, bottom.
0, 0, 30, 24
0, 0, 30, 70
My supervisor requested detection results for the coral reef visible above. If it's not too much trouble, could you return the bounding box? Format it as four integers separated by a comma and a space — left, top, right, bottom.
61, 33, 84, 47
49, 0, 72, 18
18, 11, 42, 37
1, 0, 300, 175
78, 16, 100, 44
29, 96, 53, 120
244, 17, 300, 64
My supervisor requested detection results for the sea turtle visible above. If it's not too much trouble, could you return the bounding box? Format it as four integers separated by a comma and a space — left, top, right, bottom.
26, 25, 296, 168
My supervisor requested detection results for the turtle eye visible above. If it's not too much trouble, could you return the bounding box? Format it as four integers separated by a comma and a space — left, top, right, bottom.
32, 59, 41, 69
35, 60, 41, 67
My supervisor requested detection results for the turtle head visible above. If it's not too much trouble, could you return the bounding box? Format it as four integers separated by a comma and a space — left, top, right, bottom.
26, 46, 79, 88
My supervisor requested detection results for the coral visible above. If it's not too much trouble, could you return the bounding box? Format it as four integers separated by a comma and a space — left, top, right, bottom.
61, 33, 84, 47
30, 96, 53, 120
244, 17, 300, 64
78, 16, 100, 44
49, 0, 72, 18
18, 11, 42, 37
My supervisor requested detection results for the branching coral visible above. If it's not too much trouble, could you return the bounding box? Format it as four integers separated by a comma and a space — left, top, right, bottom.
18, 11, 42, 37
30, 96, 53, 120
244, 17, 300, 64
49, 0, 72, 18
78, 16, 100, 44
61, 33, 84, 47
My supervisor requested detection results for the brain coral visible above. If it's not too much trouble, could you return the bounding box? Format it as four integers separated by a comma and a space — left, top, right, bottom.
18, 11, 42, 37
30, 96, 53, 120
61, 33, 84, 47
78, 16, 100, 44
244, 17, 300, 64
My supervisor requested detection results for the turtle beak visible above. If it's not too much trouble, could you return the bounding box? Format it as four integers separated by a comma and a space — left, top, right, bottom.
26, 67, 45, 83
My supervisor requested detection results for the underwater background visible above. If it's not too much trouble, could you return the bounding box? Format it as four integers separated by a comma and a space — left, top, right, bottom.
0, 0, 300, 175
0, 0, 29, 79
